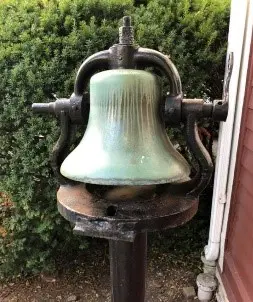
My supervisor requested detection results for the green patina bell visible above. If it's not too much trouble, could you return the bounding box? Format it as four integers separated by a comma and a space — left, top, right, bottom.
60, 69, 190, 185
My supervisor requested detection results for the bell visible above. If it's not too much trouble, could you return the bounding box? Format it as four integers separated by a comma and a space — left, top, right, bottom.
60, 69, 190, 185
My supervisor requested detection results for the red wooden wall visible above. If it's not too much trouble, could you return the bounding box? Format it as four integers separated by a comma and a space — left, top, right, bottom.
221, 37, 253, 302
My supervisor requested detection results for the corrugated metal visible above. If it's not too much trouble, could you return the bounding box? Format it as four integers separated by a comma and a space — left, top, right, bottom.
221, 40, 253, 301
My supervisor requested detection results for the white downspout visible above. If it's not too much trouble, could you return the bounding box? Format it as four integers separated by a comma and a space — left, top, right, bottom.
204, 0, 251, 262
204, 126, 229, 261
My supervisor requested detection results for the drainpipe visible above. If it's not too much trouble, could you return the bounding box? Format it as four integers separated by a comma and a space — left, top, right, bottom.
204, 141, 227, 263
197, 53, 234, 301
196, 118, 231, 302
204, 54, 234, 262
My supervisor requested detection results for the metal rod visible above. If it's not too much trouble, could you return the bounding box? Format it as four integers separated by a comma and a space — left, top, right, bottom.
109, 232, 147, 302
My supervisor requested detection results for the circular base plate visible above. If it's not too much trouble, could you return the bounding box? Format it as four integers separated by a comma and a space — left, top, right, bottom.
57, 184, 198, 241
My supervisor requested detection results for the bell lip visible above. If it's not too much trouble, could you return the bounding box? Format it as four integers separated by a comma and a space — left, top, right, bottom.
61, 175, 190, 186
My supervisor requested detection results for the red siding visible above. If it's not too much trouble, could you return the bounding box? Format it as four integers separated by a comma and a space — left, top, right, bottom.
248, 89, 253, 109
221, 37, 253, 302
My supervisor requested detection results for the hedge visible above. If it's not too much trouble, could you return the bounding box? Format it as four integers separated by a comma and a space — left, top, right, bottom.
0, 0, 230, 277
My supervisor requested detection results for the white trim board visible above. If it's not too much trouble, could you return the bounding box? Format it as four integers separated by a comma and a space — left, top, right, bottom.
219, 0, 253, 269
204, 0, 253, 265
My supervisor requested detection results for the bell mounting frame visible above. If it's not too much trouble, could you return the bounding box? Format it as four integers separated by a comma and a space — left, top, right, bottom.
32, 16, 230, 197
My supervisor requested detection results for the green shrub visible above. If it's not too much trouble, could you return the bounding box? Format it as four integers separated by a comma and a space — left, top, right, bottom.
0, 0, 134, 278
133, 0, 230, 98
0, 0, 230, 277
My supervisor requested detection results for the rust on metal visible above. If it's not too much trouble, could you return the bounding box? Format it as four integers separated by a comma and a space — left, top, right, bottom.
57, 184, 198, 241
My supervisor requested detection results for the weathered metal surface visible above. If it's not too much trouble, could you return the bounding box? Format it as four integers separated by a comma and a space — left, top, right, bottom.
32, 16, 228, 194
183, 114, 213, 197
32, 44, 225, 193
119, 16, 134, 45
50, 111, 77, 186
57, 184, 198, 241
60, 69, 191, 185
213, 52, 233, 121
110, 233, 147, 302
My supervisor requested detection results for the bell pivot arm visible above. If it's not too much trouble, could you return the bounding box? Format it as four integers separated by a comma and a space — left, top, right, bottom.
32, 98, 73, 119
32, 50, 110, 125
166, 53, 233, 196
165, 52, 233, 125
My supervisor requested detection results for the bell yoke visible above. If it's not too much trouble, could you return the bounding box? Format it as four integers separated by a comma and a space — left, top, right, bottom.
32, 16, 228, 302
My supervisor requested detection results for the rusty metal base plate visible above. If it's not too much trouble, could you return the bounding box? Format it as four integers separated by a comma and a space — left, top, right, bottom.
57, 184, 198, 242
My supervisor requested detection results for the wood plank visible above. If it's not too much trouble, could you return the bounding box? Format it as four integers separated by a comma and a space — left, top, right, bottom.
246, 108, 253, 130
249, 88, 253, 109
227, 202, 253, 246
231, 234, 253, 271
236, 183, 253, 219
241, 147, 253, 177
229, 214, 253, 275
223, 252, 253, 302
240, 166, 253, 196
230, 244, 253, 293
244, 128, 253, 150
225, 182, 253, 294
231, 235, 253, 271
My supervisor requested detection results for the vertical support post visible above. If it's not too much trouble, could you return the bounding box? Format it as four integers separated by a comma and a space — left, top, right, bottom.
109, 232, 147, 302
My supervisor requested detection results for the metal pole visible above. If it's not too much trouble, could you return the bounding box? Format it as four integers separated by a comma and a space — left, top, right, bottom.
109, 232, 147, 302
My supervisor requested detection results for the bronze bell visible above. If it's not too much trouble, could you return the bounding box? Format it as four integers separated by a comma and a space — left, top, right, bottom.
60, 69, 190, 185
